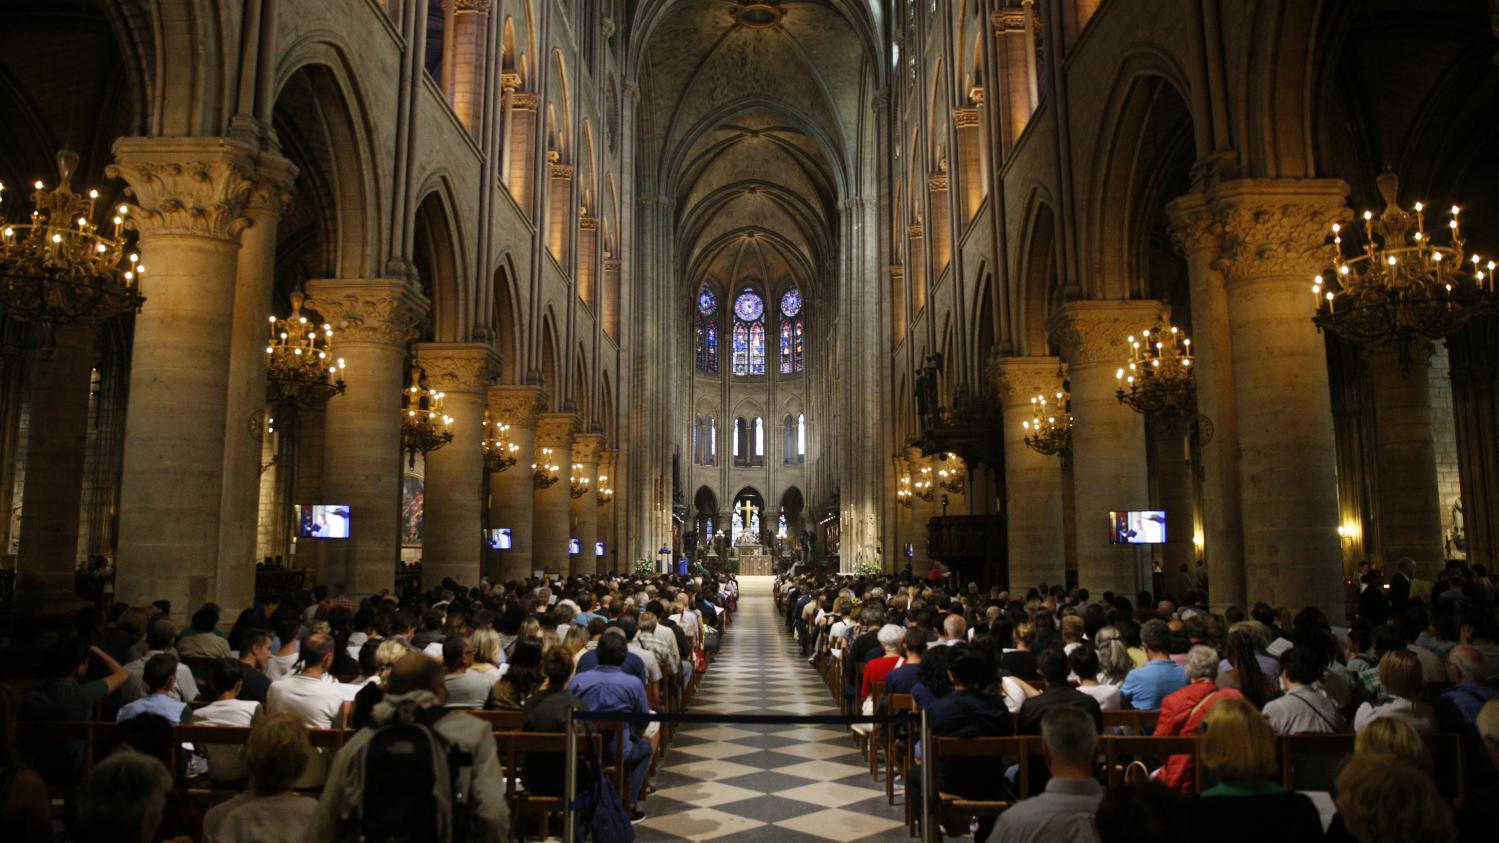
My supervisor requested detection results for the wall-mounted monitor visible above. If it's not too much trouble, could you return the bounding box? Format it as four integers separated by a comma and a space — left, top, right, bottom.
595, 541, 605, 557
486, 528, 512, 550
296, 505, 351, 539
1109, 511, 1166, 545
569, 538, 581, 555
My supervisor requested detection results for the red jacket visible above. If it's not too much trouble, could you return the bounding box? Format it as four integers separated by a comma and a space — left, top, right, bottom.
1154, 679, 1243, 793
862, 655, 902, 702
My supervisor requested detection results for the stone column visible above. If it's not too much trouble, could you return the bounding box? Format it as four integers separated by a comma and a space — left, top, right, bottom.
907, 225, 926, 311
992, 7, 1035, 150
991, 356, 1068, 590
15, 324, 97, 605
506, 91, 538, 212
216, 154, 297, 612
906, 446, 932, 567
1364, 341, 1445, 577
108, 136, 257, 612
445, 0, 491, 134
597, 448, 619, 572
487, 384, 546, 582
578, 216, 598, 309
1048, 300, 1159, 598
570, 432, 603, 576
1209, 179, 1348, 611
603, 258, 621, 339
1166, 193, 1246, 611
547, 163, 574, 271
305, 278, 429, 597
1150, 417, 1197, 583
416, 342, 500, 587
533, 412, 579, 573
953, 107, 984, 221
927, 172, 952, 277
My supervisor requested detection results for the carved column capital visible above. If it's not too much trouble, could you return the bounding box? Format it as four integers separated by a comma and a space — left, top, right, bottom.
992, 9, 1028, 34
603, 259, 621, 273
1047, 300, 1165, 369
245, 152, 299, 218
536, 412, 581, 448
452, 0, 492, 11
511, 91, 540, 111
989, 356, 1065, 407
927, 173, 949, 192
888, 265, 905, 278
107, 136, 260, 242
487, 384, 549, 427
415, 342, 501, 394
500, 72, 522, 93
572, 432, 605, 465
1204, 179, 1350, 284
907, 223, 925, 239
550, 163, 574, 180
1164, 191, 1219, 258
304, 278, 430, 349
953, 107, 982, 129
578, 215, 598, 231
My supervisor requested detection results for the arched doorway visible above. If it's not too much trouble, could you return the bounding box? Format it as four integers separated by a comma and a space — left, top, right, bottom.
690, 485, 718, 557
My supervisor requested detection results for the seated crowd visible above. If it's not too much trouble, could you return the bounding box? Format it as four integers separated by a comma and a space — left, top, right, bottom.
777, 557, 1499, 843
2, 570, 737, 841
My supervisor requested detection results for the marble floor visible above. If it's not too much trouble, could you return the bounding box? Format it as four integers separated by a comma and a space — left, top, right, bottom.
636, 576, 909, 842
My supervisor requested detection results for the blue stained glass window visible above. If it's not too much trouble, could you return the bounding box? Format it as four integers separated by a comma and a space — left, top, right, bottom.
778, 287, 805, 374
780, 289, 802, 318
698, 289, 717, 314
732, 322, 749, 375
735, 291, 764, 322
732, 289, 765, 376
695, 287, 719, 373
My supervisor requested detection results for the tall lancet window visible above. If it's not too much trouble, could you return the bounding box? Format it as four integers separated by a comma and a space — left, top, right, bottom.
779, 288, 804, 374
732, 290, 765, 376
695, 288, 719, 373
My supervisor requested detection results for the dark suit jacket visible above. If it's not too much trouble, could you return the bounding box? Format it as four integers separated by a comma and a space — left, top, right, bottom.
1016, 685, 1104, 735
927, 689, 1014, 798
1389, 573, 1412, 613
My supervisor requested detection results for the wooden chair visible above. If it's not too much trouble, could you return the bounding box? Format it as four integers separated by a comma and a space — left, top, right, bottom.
866, 679, 887, 780
929, 736, 1029, 831
1103, 735, 1200, 791
886, 693, 916, 810
589, 718, 634, 809
1102, 708, 1159, 735
495, 730, 602, 842
466, 709, 525, 730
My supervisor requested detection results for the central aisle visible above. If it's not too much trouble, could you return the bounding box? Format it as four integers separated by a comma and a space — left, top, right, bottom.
637, 576, 908, 842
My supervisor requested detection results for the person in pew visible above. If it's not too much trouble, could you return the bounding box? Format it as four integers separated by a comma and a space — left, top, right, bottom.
266, 633, 346, 788
1332, 755, 1455, 843
122, 619, 201, 703
22, 640, 129, 723
488, 639, 544, 710
117, 653, 194, 724
1019, 648, 1104, 735
1070, 645, 1122, 711
201, 713, 318, 843
75, 749, 186, 843
1322, 717, 1436, 842
96, 715, 205, 840
1261, 646, 1346, 734
907, 645, 1014, 843
1119, 620, 1187, 711
1094, 780, 1187, 843
235, 629, 273, 704
1436, 644, 1499, 732
441, 636, 493, 709
192, 659, 263, 784
1353, 649, 1436, 734
885, 627, 927, 697
1456, 699, 1499, 843
568, 632, 653, 821
861, 623, 907, 703
177, 604, 231, 660
1154, 645, 1242, 794
519, 646, 587, 800
993, 706, 1104, 843
0, 686, 53, 843
1181, 698, 1322, 842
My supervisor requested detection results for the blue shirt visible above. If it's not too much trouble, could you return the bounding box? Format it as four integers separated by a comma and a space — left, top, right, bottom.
117, 693, 190, 724
576, 649, 649, 688
1120, 658, 1188, 710
886, 663, 921, 697
569, 665, 649, 741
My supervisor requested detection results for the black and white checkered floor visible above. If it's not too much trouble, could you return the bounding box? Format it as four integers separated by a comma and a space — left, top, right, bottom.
636, 576, 909, 841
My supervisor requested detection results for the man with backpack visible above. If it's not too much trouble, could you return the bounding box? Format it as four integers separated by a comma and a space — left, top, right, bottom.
310, 652, 509, 842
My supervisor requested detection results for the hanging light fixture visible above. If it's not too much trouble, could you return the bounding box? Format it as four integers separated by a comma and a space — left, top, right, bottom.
896, 474, 914, 509
913, 464, 936, 503
400, 365, 453, 467
1115, 307, 1195, 418
265, 288, 345, 408
569, 463, 591, 499
0, 150, 145, 344
481, 410, 519, 472
1022, 385, 1072, 457
532, 447, 561, 489
595, 475, 614, 506
936, 453, 966, 495
1312, 170, 1494, 367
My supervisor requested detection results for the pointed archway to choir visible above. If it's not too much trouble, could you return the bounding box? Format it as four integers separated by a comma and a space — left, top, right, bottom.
729, 486, 766, 545
689, 486, 718, 558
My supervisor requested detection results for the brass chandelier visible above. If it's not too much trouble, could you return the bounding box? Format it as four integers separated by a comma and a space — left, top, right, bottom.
913, 465, 936, 503
532, 447, 561, 489
265, 289, 345, 408
1115, 307, 1195, 418
481, 411, 519, 472
401, 366, 453, 467
1312, 171, 1494, 366
0, 150, 145, 344
1022, 387, 1072, 457
569, 463, 591, 499
896, 474, 914, 509
936, 453, 966, 495
596, 475, 614, 506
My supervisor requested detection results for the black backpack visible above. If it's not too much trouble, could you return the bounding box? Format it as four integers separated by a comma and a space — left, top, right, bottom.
359, 708, 474, 843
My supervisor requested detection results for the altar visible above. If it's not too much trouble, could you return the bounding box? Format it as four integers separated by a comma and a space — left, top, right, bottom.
727, 499, 773, 575
738, 551, 773, 576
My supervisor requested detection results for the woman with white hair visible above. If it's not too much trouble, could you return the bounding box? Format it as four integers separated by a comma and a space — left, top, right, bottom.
860, 623, 907, 702
1155, 645, 1245, 794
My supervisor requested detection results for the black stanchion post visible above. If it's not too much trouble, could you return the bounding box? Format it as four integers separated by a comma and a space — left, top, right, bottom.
564, 705, 577, 842
921, 706, 935, 843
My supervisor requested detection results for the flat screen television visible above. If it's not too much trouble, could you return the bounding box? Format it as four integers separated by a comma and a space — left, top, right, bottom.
595, 541, 605, 557
296, 504, 351, 539
569, 538, 581, 555
485, 528, 512, 550
1109, 510, 1166, 544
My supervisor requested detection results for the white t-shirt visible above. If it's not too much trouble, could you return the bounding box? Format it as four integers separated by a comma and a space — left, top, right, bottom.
265, 649, 300, 681
1078, 683, 1123, 712
267, 674, 344, 729
193, 699, 261, 783
675, 610, 701, 643
205, 792, 318, 843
